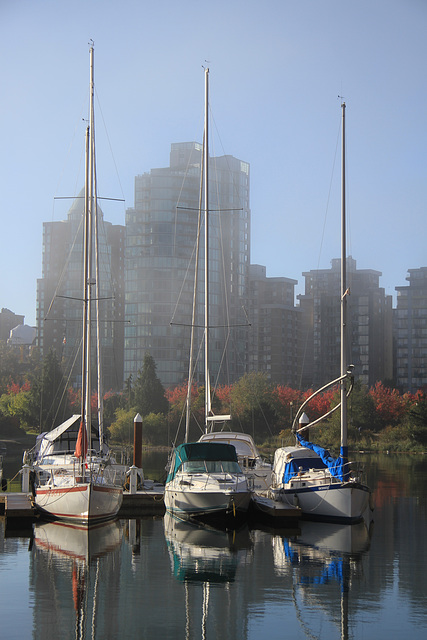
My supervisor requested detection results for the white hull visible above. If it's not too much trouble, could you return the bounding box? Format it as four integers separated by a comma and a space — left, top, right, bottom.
33, 519, 123, 560
272, 481, 370, 523
164, 474, 251, 521
35, 481, 123, 525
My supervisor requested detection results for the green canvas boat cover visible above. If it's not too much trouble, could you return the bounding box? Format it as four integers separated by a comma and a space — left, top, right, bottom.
166, 442, 238, 483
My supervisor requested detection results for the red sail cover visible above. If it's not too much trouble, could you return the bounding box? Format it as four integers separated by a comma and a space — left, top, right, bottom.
74, 421, 88, 459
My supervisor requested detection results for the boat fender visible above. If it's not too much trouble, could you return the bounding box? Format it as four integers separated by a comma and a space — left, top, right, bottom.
369, 492, 375, 512
293, 494, 299, 507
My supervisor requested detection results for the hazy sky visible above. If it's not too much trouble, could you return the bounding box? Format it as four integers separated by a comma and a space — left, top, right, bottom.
1, 0, 425, 327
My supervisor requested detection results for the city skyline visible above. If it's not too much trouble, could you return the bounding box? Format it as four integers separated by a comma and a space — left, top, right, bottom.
1, 0, 426, 326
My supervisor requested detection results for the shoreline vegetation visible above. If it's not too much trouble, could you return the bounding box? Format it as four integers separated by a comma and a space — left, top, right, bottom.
1, 347, 426, 459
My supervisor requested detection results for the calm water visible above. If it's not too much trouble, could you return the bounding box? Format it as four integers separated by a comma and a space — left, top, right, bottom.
1, 453, 427, 640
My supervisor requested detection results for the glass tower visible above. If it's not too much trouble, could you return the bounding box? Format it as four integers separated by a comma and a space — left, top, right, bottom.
124, 142, 250, 388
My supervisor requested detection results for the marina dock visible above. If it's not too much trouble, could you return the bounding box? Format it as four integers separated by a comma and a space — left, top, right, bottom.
1, 489, 300, 527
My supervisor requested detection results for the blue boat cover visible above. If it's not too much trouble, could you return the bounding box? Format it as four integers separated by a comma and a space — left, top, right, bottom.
295, 432, 346, 481
166, 442, 239, 483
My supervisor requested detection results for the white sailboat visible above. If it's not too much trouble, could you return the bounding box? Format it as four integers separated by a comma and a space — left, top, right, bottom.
163, 67, 252, 523
32, 45, 123, 524
270, 103, 372, 523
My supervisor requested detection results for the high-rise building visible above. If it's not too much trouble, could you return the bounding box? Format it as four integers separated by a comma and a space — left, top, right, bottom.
298, 257, 393, 389
395, 267, 427, 392
36, 193, 125, 391
124, 142, 250, 387
248, 265, 301, 385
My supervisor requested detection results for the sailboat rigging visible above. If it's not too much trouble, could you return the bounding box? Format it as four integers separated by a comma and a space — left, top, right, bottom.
28, 44, 123, 524
270, 102, 372, 523
164, 68, 252, 523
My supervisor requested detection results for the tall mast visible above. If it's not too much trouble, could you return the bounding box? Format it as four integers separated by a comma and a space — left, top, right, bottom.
91, 48, 104, 449
204, 67, 210, 431
80, 124, 90, 465
185, 139, 204, 442
340, 101, 348, 476
86, 43, 95, 454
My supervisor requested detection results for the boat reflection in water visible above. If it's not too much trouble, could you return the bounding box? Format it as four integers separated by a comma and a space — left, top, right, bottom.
272, 518, 372, 640
164, 512, 253, 584
164, 514, 254, 640
32, 519, 122, 639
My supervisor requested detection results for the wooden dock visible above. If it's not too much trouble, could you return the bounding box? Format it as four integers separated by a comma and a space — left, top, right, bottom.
250, 493, 301, 524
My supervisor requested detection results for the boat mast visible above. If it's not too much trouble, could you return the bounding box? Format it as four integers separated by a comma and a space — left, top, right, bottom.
91, 48, 104, 450
185, 140, 204, 442
204, 66, 210, 432
340, 101, 348, 478
86, 43, 95, 455
80, 123, 90, 468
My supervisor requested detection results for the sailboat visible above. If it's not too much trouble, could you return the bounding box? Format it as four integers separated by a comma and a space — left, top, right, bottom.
163, 67, 252, 523
270, 103, 372, 523
31, 45, 123, 524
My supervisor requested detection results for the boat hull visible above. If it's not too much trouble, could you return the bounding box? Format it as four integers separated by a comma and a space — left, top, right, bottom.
272, 481, 370, 523
35, 482, 123, 525
164, 485, 251, 523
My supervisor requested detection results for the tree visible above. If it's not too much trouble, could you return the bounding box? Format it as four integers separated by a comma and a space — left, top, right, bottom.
108, 407, 136, 445
28, 348, 71, 430
0, 380, 33, 429
133, 353, 168, 416
229, 372, 275, 439
369, 381, 406, 429
165, 381, 205, 442
406, 391, 427, 445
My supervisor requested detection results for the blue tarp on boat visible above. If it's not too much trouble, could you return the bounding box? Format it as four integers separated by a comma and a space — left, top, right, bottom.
296, 432, 346, 481
166, 442, 239, 483
283, 456, 328, 484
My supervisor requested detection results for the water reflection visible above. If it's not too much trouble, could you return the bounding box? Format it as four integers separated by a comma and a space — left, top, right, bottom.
2, 454, 427, 639
32, 520, 122, 639
164, 513, 253, 583
273, 519, 372, 640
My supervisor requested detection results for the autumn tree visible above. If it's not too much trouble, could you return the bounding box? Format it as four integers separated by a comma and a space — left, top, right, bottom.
165, 381, 204, 441
369, 381, 406, 429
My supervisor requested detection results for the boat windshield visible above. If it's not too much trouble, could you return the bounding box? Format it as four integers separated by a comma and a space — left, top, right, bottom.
182, 460, 242, 474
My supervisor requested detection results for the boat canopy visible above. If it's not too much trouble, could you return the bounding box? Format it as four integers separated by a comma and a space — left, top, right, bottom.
167, 442, 239, 483
198, 432, 259, 458
273, 446, 326, 485
296, 432, 345, 481
36, 415, 108, 461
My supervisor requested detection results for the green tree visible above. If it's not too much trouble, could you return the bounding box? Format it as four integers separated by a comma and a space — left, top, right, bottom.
406, 392, 427, 445
0, 384, 33, 428
0, 341, 22, 395
29, 348, 71, 430
229, 372, 275, 439
133, 353, 168, 416
108, 407, 136, 445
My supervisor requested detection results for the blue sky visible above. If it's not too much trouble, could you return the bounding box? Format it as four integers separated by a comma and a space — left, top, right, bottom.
0, 0, 425, 326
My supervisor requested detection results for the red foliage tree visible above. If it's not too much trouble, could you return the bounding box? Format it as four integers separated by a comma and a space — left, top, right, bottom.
369, 381, 406, 426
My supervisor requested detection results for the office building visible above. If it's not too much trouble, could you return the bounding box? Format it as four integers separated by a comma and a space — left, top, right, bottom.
395, 267, 427, 392
124, 142, 250, 387
36, 193, 125, 391
248, 265, 301, 385
298, 257, 393, 389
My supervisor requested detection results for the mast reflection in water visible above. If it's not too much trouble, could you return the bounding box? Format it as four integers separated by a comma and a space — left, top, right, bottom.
31, 520, 122, 639
1, 454, 427, 638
